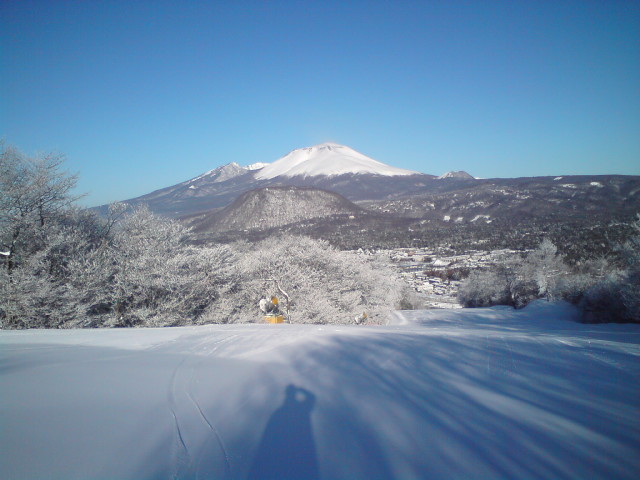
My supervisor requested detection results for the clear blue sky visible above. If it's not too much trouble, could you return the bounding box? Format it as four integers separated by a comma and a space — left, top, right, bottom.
2, 0, 639, 207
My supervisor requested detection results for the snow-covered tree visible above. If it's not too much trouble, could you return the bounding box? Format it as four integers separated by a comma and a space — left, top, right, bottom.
98, 206, 235, 327
579, 215, 640, 323
0, 207, 109, 328
457, 268, 512, 308
458, 239, 567, 309
0, 143, 80, 277
209, 235, 403, 324
523, 238, 567, 301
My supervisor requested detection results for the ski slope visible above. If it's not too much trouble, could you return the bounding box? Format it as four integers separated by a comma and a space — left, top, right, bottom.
1, 301, 639, 479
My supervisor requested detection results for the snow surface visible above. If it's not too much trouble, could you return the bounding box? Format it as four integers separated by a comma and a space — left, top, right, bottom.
255, 143, 419, 180
245, 162, 269, 171
1, 301, 639, 480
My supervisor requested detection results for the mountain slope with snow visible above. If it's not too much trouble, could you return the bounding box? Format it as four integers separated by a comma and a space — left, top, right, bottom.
187, 186, 364, 233
438, 170, 475, 180
245, 162, 270, 171
185, 162, 248, 185
255, 143, 419, 180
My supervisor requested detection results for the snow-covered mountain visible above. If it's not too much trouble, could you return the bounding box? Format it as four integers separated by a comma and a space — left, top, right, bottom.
186, 186, 364, 234
255, 143, 418, 180
93, 144, 639, 237
96, 143, 429, 217
181, 161, 269, 188
438, 170, 475, 180
185, 162, 247, 185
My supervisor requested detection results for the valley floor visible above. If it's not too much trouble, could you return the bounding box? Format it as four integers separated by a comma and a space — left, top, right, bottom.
1, 302, 639, 479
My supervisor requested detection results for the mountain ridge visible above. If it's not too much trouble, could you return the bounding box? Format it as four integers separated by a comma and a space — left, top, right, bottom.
92, 144, 640, 236
93, 143, 434, 217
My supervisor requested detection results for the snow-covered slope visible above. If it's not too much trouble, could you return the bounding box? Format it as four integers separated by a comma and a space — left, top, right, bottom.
245, 162, 269, 171
2, 302, 639, 479
255, 143, 419, 180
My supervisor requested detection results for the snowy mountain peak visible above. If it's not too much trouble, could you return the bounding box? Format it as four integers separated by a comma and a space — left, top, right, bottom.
309, 142, 344, 150
254, 143, 419, 180
438, 171, 475, 180
186, 162, 247, 185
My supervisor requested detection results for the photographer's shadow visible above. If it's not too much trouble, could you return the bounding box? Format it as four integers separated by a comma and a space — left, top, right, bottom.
248, 384, 319, 480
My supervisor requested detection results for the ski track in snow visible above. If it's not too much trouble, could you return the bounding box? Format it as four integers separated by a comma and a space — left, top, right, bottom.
168, 333, 239, 479
484, 334, 518, 377
168, 357, 190, 478
187, 335, 233, 479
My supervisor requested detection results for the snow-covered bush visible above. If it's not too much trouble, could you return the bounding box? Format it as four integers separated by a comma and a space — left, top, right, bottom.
553, 255, 608, 304
458, 224, 640, 323
397, 287, 428, 310
578, 216, 640, 323
457, 268, 513, 308
458, 239, 567, 309
205, 235, 403, 324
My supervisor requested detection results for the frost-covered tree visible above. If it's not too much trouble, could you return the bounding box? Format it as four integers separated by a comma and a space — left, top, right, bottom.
578, 215, 640, 323
0, 144, 96, 328
0, 145, 235, 329
523, 238, 567, 301
0, 207, 109, 328
618, 216, 640, 321
458, 228, 640, 323
99, 206, 235, 327
209, 235, 403, 324
457, 268, 513, 308
0, 143, 80, 276
458, 239, 567, 309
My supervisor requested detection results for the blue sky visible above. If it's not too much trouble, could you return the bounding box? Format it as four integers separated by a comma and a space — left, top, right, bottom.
1, 0, 639, 207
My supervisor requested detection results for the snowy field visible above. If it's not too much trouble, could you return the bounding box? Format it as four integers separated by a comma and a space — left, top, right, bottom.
1, 302, 639, 480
